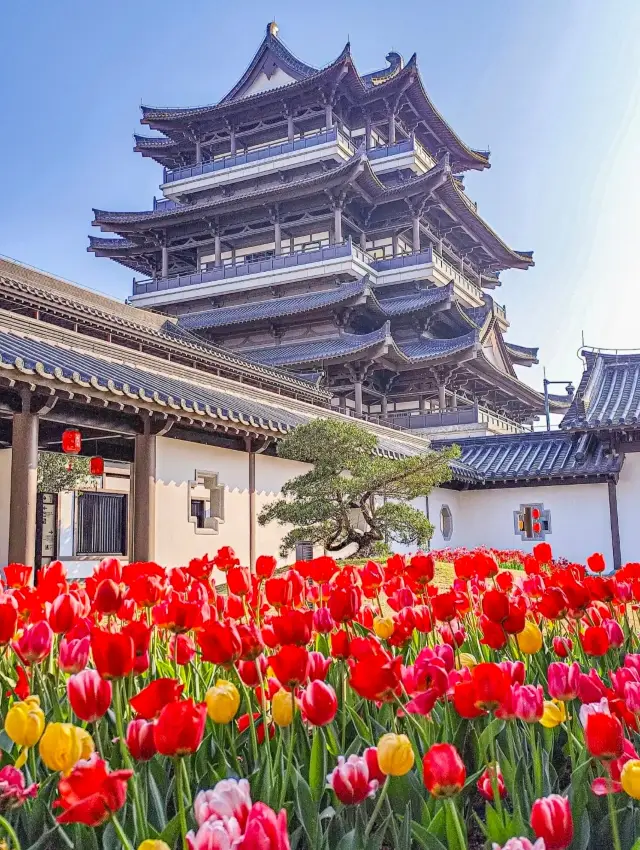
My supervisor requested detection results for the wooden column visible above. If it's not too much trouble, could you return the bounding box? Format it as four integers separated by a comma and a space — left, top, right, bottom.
229, 128, 237, 156
133, 424, 156, 562
391, 233, 399, 257
450, 391, 458, 410
333, 204, 343, 244
325, 103, 333, 130
388, 113, 396, 145
287, 114, 294, 142
195, 139, 202, 164
214, 230, 222, 268
438, 383, 446, 410
419, 395, 428, 413
365, 117, 372, 150
161, 244, 169, 278
359, 231, 367, 251
381, 395, 388, 416
412, 215, 421, 253
8, 408, 39, 567
274, 213, 282, 256
246, 438, 256, 572
608, 478, 622, 570
354, 381, 363, 417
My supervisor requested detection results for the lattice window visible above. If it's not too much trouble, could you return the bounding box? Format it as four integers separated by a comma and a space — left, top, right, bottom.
440, 505, 453, 542
76, 492, 128, 556
514, 504, 551, 541
188, 471, 225, 534
295, 542, 314, 561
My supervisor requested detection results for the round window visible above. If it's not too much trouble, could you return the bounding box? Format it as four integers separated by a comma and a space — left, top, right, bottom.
440, 505, 453, 542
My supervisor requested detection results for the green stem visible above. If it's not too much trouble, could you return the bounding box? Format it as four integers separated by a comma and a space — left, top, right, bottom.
278, 696, 297, 810
607, 786, 623, 850
0, 814, 22, 850
364, 776, 389, 840
341, 663, 348, 752
488, 730, 504, 824
528, 722, 543, 800
114, 679, 145, 841
175, 757, 189, 850
446, 798, 467, 849
255, 663, 274, 781
110, 813, 134, 850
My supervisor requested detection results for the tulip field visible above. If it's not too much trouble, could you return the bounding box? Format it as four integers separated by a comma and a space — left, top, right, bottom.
1, 546, 640, 850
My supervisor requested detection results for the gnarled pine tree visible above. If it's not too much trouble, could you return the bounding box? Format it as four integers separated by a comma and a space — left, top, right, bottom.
258, 419, 458, 557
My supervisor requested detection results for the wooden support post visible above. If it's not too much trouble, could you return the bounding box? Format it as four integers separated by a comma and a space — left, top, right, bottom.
365, 117, 372, 150
412, 215, 421, 253
608, 478, 622, 570
229, 128, 237, 156
214, 230, 222, 268
246, 438, 256, 572
287, 114, 294, 142
438, 383, 446, 410
334, 204, 343, 244
392, 233, 399, 257
360, 231, 367, 251
388, 113, 396, 145
8, 408, 39, 567
133, 424, 156, 562
325, 103, 333, 130
354, 381, 363, 417
274, 215, 282, 256
161, 244, 169, 279
381, 395, 388, 416
195, 139, 202, 164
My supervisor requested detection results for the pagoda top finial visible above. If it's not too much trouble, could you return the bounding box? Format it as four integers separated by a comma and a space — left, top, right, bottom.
267, 21, 279, 38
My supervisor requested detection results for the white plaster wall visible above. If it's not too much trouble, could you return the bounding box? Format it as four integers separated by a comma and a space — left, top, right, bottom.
428, 487, 463, 550
451, 483, 613, 566
255, 453, 324, 565
155, 437, 250, 569
241, 66, 297, 98
614, 452, 640, 564
0, 450, 11, 567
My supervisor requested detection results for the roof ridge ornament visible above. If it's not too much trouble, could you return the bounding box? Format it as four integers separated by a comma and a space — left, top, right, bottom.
267, 21, 279, 38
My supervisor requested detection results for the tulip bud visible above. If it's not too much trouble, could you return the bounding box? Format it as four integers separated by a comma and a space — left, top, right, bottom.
126, 719, 157, 761
271, 689, 294, 728
516, 621, 543, 655
373, 616, 394, 640
205, 680, 241, 724
15, 621, 53, 665
39, 723, 94, 774
377, 733, 415, 777
4, 696, 45, 748
539, 699, 567, 729
138, 842, 171, 850
300, 681, 338, 727
552, 636, 572, 658
530, 795, 573, 850
423, 742, 466, 797
621, 758, 640, 800
328, 755, 378, 804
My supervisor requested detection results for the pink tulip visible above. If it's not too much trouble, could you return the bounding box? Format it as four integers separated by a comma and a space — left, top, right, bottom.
512, 684, 544, 723
193, 778, 252, 829
59, 635, 90, 674
67, 669, 112, 723
14, 621, 53, 665
548, 662, 581, 701
328, 755, 378, 804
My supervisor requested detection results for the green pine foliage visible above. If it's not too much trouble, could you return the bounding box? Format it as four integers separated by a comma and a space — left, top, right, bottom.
258, 418, 458, 557
37, 451, 91, 493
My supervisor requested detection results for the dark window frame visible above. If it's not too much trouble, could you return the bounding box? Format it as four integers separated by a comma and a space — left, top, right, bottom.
75, 491, 128, 557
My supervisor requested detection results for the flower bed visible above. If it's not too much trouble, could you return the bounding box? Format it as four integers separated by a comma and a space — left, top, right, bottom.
0, 545, 638, 849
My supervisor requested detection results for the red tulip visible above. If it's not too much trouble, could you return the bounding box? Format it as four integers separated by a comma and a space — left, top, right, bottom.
169, 633, 196, 666
14, 621, 53, 665
330, 630, 350, 659
300, 681, 338, 726
271, 610, 312, 647
227, 566, 252, 597
90, 629, 134, 679
328, 755, 379, 804
307, 651, 331, 682
0, 594, 18, 645
581, 626, 610, 656
122, 620, 151, 674
482, 589, 510, 623
585, 712, 624, 760
48, 593, 81, 634
603, 619, 624, 649
587, 552, 606, 573
3, 564, 32, 589
154, 699, 207, 757
552, 636, 573, 658
92, 579, 123, 616
126, 718, 157, 761
477, 763, 507, 801
471, 663, 510, 711
264, 576, 293, 609
348, 652, 402, 703
55, 754, 132, 826
269, 645, 309, 690
547, 662, 580, 701
237, 712, 274, 744
59, 636, 90, 674
312, 607, 334, 634
129, 677, 184, 720
423, 743, 466, 797
480, 616, 508, 650
328, 586, 362, 624
432, 590, 458, 622
255, 555, 277, 580
530, 795, 573, 850
533, 542, 552, 564
67, 670, 112, 723
305, 556, 338, 585
238, 657, 268, 687
452, 679, 487, 719
237, 801, 291, 850
407, 552, 435, 586
152, 590, 206, 634
197, 621, 242, 666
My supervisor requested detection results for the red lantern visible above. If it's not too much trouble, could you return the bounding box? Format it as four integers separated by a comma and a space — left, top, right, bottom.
89, 457, 104, 476
61, 429, 81, 455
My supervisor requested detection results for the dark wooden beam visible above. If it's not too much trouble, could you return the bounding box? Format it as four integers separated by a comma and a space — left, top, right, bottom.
608, 479, 622, 570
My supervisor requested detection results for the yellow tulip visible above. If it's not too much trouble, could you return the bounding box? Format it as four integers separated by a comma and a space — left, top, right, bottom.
373, 616, 394, 640
4, 696, 45, 748
517, 621, 543, 655
39, 722, 93, 775
456, 653, 477, 670
206, 680, 240, 724
272, 689, 294, 728
621, 759, 640, 800
539, 699, 567, 729
377, 733, 415, 776
138, 842, 171, 850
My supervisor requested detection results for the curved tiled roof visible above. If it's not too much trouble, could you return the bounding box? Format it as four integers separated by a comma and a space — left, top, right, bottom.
376, 283, 454, 316
178, 279, 373, 331
248, 325, 391, 367
433, 430, 620, 484
506, 343, 539, 364
397, 330, 479, 362
561, 350, 640, 429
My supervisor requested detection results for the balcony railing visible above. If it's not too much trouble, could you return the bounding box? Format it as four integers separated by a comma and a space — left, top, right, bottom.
132, 239, 369, 297
163, 128, 353, 184
367, 136, 436, 170
369, 246, 434, 273
363, 404, 524, 434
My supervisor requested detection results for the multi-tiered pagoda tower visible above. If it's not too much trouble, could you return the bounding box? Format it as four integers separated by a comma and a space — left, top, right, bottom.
89, 23, 568, 435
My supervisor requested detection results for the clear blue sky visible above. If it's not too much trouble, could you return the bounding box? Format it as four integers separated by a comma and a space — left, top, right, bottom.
2, 0, 640, 392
